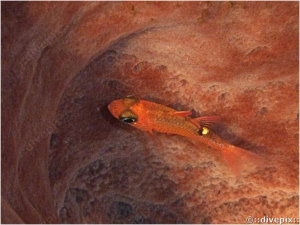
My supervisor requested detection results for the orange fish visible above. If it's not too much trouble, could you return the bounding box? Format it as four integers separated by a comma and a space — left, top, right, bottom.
108, 96, 262, 176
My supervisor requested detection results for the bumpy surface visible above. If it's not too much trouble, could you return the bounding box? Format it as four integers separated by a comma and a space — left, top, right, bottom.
2, 2, 299, 224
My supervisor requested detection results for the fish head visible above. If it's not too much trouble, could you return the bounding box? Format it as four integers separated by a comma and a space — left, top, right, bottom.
108, 96, 140, 124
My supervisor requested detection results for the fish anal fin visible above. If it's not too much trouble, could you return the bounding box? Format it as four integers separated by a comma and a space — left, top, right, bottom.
173, 111, 192, 117
192, 116, 221, 129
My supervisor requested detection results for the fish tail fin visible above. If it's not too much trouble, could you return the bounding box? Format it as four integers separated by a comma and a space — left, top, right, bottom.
220, 145, 264, 177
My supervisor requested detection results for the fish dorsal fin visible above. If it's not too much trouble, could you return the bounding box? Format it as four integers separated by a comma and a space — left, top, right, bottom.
191, 116, 221, 129
173, 111, 193, 117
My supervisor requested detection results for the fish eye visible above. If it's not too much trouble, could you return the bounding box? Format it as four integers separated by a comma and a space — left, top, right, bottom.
120, 117, 137, 123
119, 110, 138, 123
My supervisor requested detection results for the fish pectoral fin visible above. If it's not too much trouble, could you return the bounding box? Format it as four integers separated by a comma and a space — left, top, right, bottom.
173, 111, 192, 117
191, 116, 221, 129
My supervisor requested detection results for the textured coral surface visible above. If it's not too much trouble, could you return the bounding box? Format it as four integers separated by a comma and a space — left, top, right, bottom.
1, 2, 299, 224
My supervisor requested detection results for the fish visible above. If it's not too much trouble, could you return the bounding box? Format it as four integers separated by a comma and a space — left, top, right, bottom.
108, 96, 263, 176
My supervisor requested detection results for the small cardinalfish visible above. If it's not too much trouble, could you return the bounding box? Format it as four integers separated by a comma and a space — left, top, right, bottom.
108, 96, 263, 176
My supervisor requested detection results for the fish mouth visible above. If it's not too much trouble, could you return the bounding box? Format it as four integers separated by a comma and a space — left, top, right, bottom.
108, 97, 139, 119
107, 102, 117, 118
107, 102, 112, 112
108, 99, 126, 119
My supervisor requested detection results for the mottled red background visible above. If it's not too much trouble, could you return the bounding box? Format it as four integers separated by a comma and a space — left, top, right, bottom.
1, 2, 299, 223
